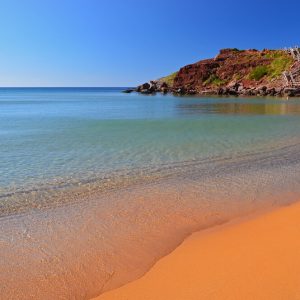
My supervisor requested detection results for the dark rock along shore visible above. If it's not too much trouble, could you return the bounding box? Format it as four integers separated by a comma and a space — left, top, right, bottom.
126, 48, 300, 97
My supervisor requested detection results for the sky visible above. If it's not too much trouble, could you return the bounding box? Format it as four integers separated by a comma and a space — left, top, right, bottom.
0, 0, 300, 87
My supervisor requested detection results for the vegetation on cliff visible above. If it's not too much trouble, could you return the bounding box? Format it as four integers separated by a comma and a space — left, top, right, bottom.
171, 49, 294, 93
133, 48, 300, 97
158, 72, 178, 87
249, 51, 293, 81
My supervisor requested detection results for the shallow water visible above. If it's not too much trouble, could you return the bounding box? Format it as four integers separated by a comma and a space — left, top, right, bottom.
1, 88, 300, 299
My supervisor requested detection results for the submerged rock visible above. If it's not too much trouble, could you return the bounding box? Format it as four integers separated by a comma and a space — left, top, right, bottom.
122, 88, 135, 93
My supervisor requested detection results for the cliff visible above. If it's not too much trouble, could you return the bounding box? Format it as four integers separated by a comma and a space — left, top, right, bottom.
131, 48, 300, 97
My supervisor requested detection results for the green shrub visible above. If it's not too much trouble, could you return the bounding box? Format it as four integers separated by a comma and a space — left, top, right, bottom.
204, 74, 226, 86
160, 72, 178, 86
249, 66, 269, 81
264, 50, 293, 78
268, 56, 293, 78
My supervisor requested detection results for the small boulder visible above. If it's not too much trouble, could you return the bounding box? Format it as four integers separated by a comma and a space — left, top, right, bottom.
142, 82, 150, 89
122, 88, 135, 93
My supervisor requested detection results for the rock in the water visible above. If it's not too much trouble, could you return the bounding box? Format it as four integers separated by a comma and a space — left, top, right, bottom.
122, 88, 135, 93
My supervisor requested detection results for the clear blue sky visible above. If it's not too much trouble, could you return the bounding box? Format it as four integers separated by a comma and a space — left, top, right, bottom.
1, 0, 300, 87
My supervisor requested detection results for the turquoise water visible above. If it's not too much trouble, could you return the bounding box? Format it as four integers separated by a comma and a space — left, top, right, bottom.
2, 88, 300, 299
1, 88, 300, 195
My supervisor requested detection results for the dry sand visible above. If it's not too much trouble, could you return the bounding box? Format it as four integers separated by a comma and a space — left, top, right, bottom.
94, 201, 300, 300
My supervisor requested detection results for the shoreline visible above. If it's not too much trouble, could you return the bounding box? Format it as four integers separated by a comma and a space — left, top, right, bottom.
129, 87, 300, 98
94, 200, 300, 300
126, 90, 297, 101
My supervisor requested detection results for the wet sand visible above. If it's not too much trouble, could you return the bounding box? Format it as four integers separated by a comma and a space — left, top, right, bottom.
2, 143, 300, 299
95, 201, 300, 300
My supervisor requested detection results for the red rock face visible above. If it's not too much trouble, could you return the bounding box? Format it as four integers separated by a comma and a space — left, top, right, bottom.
173, 49, 276, 92
173, 59, 220, 91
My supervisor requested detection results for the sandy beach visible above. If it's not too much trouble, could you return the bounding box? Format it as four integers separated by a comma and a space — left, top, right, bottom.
3, 2, 300, 299
94, 201, 300, 300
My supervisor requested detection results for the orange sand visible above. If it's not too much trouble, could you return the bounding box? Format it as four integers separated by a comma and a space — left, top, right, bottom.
94, 201, 300, 300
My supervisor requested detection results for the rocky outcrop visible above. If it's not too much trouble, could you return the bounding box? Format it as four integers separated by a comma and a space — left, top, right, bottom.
135, 80, 171, 94
132, 48, 300, 97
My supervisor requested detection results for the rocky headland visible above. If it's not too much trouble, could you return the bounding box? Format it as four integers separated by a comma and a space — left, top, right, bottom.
127, 48, 300, 97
